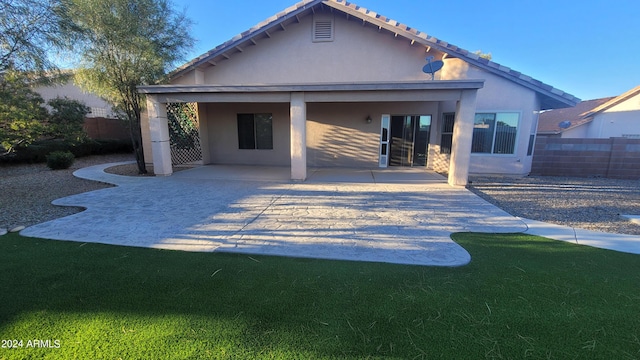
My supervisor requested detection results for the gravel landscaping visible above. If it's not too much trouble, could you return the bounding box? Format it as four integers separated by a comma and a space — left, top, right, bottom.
468, 175, 640, 236
1, 153, 639, 235
0, 153, 134, 230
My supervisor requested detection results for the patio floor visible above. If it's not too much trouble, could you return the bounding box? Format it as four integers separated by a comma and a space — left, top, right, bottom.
21, 163, 529, 266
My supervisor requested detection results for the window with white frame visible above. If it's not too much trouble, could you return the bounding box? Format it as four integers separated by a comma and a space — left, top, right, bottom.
472, 112, 519, 154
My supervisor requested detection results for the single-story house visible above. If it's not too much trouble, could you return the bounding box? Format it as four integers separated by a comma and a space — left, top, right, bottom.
538, 85, 640, 139
34, 78, 130, 141
138, 0, 579, 186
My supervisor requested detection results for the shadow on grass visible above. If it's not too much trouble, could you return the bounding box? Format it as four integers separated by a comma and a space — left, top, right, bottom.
0, 232, 639, 359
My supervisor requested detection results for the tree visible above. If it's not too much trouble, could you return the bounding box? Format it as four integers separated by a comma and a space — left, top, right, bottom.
0, 0, 73, 74
474, 50, 492, 61
62, 0, 193, 174
46, 96, 90, 142
0, 70, 48, 155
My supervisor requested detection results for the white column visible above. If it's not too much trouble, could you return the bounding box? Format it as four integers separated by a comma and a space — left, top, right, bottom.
146, 95, 173, 176
290, 92, 307, 180
448, 89, 478, 186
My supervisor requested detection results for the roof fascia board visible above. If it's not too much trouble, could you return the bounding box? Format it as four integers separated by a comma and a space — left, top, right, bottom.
139, 80, 485, 94
580, 86, 640, 118
170, 0, 323, 79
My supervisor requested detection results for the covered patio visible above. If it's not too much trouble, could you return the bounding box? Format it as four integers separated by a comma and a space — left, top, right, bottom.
139, 80, 483, 186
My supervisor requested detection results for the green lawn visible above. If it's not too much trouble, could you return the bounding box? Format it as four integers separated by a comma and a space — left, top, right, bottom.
1, 232, 639, 359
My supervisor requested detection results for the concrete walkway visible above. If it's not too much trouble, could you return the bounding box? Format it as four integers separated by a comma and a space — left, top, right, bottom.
20, 163, 640, 266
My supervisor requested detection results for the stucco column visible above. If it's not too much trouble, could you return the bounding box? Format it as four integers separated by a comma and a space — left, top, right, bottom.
146, 95, 172, 176
448, 89, 478, 186
290, 92, 307, 180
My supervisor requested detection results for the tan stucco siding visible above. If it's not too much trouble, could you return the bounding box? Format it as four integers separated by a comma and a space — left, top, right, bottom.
468, 68, 539, 175
184, 14, 443, 86
203, 103, 291, 166
307, 102, 440, 168
590, 93, 640, 138
35, 81, 115, 117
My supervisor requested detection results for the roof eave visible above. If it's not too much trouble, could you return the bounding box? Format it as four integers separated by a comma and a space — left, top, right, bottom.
170, 0, 580, 108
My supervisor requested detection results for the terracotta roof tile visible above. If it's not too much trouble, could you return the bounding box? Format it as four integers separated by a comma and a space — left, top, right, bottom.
537, 97, 615, 134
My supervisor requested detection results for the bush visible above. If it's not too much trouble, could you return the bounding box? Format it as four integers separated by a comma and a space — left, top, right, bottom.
46, 151, 75, 170
0, 138, 133, 164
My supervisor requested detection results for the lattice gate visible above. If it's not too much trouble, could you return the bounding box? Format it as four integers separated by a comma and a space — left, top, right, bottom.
166, 102, 203, 165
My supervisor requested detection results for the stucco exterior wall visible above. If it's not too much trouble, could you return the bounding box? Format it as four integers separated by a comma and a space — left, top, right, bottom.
561, 124, 589, 138
162, 10, 546, 176
203, 103, 291, 166
178, 13, 443, 86
436, 59, 540, 175
35, 81, 115, 118
589, 93, 640, 138
307, 101, 439, 167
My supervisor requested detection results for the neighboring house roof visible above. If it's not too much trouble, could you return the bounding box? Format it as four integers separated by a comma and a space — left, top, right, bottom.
581, 85, 640, 118
170, 0, 579, 110
538, 85, 640, 135
537, 97, 614, 135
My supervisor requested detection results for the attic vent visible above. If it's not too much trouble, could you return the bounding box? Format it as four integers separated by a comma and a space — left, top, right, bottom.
313, 17, 334, 42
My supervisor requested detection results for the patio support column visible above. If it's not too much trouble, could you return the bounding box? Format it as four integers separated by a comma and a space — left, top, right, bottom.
146, 95, 172, 176
290, 92, 307, 180
448, 89, 478, 186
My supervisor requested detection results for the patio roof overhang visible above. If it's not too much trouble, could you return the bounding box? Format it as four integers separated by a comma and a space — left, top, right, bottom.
137, 80, 484, 103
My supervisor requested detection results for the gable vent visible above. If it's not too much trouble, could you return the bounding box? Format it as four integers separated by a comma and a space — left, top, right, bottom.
313, 17, 334, 42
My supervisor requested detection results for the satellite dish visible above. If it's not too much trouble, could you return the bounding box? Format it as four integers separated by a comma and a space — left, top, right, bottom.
422, 56, 444, 80
558, 120, 572, 129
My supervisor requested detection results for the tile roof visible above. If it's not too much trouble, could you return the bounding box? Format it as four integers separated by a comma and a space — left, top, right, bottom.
170, 0, 580, 109
537, 97, 614, 134
538, 85, 640, 134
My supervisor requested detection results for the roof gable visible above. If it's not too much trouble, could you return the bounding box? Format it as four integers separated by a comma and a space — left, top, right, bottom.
538, 85, 640, 134
171, 0, 579, 109
581, 86, 640, 117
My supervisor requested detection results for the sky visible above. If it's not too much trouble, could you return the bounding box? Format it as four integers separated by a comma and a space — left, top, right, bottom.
172, 0, 640, 101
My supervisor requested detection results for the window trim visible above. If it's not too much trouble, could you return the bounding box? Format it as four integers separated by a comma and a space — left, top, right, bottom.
470, 111, 521, 156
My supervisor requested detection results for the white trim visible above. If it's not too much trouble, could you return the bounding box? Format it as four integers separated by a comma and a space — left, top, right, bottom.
379, 114, 390, 168
470, 110, 521, 156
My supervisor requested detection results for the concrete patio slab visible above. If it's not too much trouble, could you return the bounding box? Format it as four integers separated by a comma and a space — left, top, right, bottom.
20, 163, 640, 266
20, 163, 527, 266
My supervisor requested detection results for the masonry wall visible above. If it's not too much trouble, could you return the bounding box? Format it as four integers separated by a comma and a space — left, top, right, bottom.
531, 137, 640, 179
83, 117, 130, 141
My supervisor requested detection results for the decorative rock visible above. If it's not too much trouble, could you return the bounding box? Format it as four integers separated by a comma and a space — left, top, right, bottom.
9, 225, 26, 233
0, 228, 7, 236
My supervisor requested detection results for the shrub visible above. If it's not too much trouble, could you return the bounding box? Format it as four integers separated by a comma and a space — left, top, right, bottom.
0, 139, 133, 164
46, 97, 90, 142
46, 151, 75, 170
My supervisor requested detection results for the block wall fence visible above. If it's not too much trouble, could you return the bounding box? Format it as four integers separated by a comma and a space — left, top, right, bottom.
531, 137, 640, 179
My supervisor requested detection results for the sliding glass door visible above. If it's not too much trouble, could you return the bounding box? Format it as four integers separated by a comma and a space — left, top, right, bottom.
386, 115, 431, 167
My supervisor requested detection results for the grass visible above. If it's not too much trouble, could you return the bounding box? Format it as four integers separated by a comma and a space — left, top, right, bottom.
1, 232, 639, 359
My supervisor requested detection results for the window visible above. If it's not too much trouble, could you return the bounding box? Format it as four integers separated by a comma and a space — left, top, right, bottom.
440, 113, 455, 154
237, 113, 273, 150
472, 112, 519, 154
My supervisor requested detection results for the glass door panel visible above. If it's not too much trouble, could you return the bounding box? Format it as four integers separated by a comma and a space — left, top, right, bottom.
389, 115, 430, 167
413, 115, 431, 166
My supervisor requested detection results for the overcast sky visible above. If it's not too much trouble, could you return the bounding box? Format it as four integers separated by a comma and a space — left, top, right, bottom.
172, 0, 640, 101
